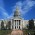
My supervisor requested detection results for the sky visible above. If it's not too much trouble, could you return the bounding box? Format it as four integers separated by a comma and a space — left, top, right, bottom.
0, 0, 35, 20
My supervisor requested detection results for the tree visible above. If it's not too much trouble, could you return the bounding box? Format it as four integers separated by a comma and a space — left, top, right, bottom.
1, 21, 4, 30
29, 19, 34, 30
7, 21, 11, 30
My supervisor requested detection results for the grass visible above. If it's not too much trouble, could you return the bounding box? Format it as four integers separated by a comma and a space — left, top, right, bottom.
0, 29, 35, 35
0, 30, 12, 35
23, 29, 35, 35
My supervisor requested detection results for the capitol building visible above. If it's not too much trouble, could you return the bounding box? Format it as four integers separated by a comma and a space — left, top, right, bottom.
0, 7, 35, 30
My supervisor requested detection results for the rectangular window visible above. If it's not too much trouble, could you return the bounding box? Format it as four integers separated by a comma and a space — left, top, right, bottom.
19, 26, 20, 29
15, 26, 16, 29
19, 20, 20, 25
12, 26, 13, 29
15, 20, 16, 26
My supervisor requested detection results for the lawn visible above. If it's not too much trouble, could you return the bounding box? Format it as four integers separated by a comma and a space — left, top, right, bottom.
0, 30, 11, 35
23, 29, 35, 35
0, 29, 35, 35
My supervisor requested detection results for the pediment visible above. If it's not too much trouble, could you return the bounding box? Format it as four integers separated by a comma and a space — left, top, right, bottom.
13, 17, 22, 20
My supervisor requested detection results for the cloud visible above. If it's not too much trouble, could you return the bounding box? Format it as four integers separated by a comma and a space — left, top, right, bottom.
0, 0, 35, 19
11, 0, 35, 17
0, 0, 9, 19
0, 7, 9, 19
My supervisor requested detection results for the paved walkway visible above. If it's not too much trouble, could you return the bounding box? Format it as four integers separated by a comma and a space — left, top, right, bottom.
7, 30, 23, 35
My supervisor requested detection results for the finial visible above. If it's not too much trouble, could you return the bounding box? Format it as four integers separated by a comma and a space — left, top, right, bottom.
16, 6, 19, 12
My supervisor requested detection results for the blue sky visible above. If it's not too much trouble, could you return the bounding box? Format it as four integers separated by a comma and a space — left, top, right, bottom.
0, 0, 35, 20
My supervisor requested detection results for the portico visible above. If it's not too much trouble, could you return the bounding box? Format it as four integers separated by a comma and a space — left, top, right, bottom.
13, 20, 21, 30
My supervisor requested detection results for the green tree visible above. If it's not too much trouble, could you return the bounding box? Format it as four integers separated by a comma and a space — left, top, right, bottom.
29, 19, 34, 30
1, 21, 4, 30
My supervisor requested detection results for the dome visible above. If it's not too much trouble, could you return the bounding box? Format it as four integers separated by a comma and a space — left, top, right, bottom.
14, 6, 20, 17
